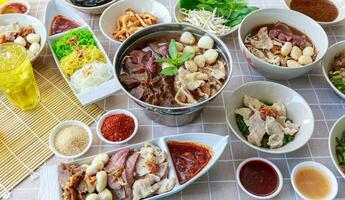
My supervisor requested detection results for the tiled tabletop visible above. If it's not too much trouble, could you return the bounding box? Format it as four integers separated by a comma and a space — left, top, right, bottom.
9, 0, 345, 199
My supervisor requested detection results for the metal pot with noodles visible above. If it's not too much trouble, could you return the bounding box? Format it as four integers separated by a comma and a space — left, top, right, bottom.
113, 23, 232, 126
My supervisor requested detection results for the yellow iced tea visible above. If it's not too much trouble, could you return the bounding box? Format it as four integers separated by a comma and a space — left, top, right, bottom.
0, 43, 40, 110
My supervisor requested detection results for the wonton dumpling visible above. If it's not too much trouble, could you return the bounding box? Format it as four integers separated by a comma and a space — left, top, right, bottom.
247, 27, 273, 50
265, 116, 284, 148
133, 174, 161, 200
155, 177, 176, 194
243, 95, 264, 111
247, 111, 266, 146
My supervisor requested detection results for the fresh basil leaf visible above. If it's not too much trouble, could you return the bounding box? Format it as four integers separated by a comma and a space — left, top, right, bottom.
177, 52, 193, 63
169, 39, 178, 59
155, 57, 177, 64
161, 66, 178, 76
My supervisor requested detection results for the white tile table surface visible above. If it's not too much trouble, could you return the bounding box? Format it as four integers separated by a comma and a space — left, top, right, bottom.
6, 0, 345, 199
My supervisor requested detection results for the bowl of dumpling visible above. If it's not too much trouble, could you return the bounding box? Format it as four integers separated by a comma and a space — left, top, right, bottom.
225, 81, 314, 154
114, 23, 232, 126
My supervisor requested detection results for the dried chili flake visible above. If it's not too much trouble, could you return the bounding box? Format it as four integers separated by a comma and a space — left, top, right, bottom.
101, 114, 135, 142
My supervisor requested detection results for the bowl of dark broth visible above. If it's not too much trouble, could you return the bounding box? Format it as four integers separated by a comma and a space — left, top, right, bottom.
63, 0, 116, 14
284, 0, 345, 25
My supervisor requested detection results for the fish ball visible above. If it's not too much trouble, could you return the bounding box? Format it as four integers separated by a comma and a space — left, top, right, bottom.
98, 189, 113, 200
86, 162, 104, 176
96, 171, 107, 192
14, 36, 26, 47
86, 193, 99, 200
197, 35, 214, 49
298, 55, 313, 65
203, 49, 219, 65
92, 153, 109, 165
184, 60, 198, 72
180, 32, 196, 45
26, 33, 40, 44
175, 42, 184, 52
194, 55, 206, 68
280, 42, 292, 56
302, 47, 314, 57
29, 42, 40, 55
290, 46, 302, 60
287, 60, 302, 68
183, 46, 196, 58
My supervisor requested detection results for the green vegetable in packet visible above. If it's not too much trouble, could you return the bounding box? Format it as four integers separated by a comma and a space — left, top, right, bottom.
52, 28, 98, 60
179, 0, 258, 27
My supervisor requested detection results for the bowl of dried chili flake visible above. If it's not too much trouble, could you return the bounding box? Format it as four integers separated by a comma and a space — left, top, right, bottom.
96, 109, 138, 144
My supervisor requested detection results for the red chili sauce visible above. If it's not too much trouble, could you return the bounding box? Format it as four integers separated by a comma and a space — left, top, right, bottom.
101, 114, 135, 142
1, 3, 27, 14
239, 160, 279, 196
167, 141, 212, 184
50, 15, 80, 36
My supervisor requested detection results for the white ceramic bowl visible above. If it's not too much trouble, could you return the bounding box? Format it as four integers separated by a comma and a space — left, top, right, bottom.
291, 161, 338, 200
322, 41, 345, 99
0, 0, 30, 15
49, 120, 93, 159
173, 2, 239, 37
225, 81, 314, 154
329, 115, 345, 179
99, 0, 172, 45
63, 0, 116, 15
96, 109, 138, 144
0, 14, 47, 62
238, 8, 328, 80
283, 0, 345, 26
236, 157, 283, 199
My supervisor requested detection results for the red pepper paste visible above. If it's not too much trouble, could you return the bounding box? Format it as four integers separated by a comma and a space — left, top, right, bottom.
101, 114, 135, 142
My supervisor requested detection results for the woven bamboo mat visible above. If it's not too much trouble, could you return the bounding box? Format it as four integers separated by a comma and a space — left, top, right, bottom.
0, 66, 103, 198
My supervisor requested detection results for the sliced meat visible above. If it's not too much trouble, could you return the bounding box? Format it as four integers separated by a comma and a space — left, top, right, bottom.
119, 74, 141, 89
105, 149, 130, 190
125, 152, 140, 186
332, 51, 345, 71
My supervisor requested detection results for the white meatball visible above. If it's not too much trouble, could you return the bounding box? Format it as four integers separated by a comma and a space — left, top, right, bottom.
29, 42, 40, 55
302, 47, 314, 57
86, 162, 104, 176
280, 42, 292, 56
96, 171, 107, 192
194, 55, 206, 68
298, 55, 313, 65
14, 36, 26, 47
180, 32, 196, 45
98, 189, 113, 200
287, 60, 302, 68
197, 35, 214, 49
86, 193, 99, 200
26, 33, 40, 44
203, 49, 219, 65
27, 50, 35, 59
184, 60, 198, 72
175, 42, 184, 52
92, 153, 109, 165
290, 46, 302, 60
183, 46, 196, 58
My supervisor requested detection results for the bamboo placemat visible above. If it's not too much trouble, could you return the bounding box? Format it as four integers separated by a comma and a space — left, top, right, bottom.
0, 66, 103, 198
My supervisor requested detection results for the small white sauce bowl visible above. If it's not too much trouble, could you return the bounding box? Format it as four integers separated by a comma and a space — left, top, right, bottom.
291, 161, 338, 200
283, 0, 345, 26
96, 109, 138, 145
0, 0, 30, 15
329, 115, 345, 179
236, 157, 283, 199
321, 40, 345, 100
49, 120, 93, 159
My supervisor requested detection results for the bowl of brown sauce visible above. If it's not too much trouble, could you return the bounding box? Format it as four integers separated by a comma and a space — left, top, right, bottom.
0, 0, 30, 15
236, 157, 283, 199
284, 0, 345, 25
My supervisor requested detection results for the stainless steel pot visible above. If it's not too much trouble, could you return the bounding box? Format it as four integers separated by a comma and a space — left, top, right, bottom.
113, 23, 233, 126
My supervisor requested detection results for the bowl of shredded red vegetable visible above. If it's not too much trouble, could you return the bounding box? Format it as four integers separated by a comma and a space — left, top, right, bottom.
96, 109, 138, 144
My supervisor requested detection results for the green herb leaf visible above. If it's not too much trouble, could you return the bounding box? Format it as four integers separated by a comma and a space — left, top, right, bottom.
161, 66, 179, 76
177, 52, 193, 63
155, 57, 179, 65
169, 39, 178, 59
236, 115, 250, 137
261, 133, 270, 148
